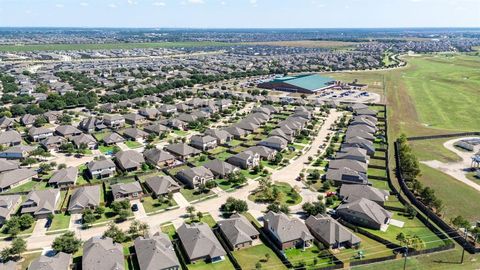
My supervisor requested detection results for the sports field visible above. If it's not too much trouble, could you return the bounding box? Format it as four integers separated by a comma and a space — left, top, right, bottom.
0, 41, 231, 52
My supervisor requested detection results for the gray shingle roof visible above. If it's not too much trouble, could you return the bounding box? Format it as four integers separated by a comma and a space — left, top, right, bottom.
29, 252, 72, 270
21, 189, 60, 216
145, 175, 180, 196
164, 143, 201, 157
134, 233, 180, 270
48, 167, 78, 185
0, 159, 19, 173
0, 168, 37, 190
115, 150, 145, 170
82, 237, 124, 270
264, 211, 313, 244
68, 185, 101, 212
337, 198, 392, 226
87, 158, 116, 171
111, 182, 143, 198
177, 222, 226, 261
0, 130, 21, 145
103, 132, 125, 144
203, 159, 239, 177
217, 213, 259, 247
339, 184, 389, 204
305, 214, 361, 246
143, 148, 175, 164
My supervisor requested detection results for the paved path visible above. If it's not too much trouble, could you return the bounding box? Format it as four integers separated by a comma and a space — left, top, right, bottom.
131, 199, 147, 219
172, 193, 190, 208
32, 219, 48, 237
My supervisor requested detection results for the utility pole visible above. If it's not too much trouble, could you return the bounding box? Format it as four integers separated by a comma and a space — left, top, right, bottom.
461, 228, 468, 264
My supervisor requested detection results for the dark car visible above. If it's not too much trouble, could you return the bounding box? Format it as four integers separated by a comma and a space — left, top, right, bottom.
45, 219, 52, 228
131, 204, 139, 212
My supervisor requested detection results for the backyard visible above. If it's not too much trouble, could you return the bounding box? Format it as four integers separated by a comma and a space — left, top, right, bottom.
233, 244, 287, 270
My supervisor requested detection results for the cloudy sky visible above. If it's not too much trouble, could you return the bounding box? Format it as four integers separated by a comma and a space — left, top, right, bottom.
0, 0, 479, 28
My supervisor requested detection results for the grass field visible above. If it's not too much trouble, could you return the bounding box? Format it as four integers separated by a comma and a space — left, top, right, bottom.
246, 40, 365, 49
0, 41, 231, 52
233, 244, 287, 270
48, 213, 71, 231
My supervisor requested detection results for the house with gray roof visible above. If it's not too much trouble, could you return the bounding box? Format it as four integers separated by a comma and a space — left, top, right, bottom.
28, 127, 54, 142
143, 123, 170, 135
258, 136, 288, 151
0, 130, 22, 147
82, 237, 124, 270
0, 168, 37, 191
103, 114, 125, 129
55, 125, 82, 138
40, 136, 66, 151
244, 146, 277, 161
158, 104, 177, 116
336, 147, 369, 163
205, 129, 232, 144
87, 157, 116, 179
0, 145, 36, 160
190, 135, 217, 151
0, 195, 21, 224
329, 159, 368, 175
354, 108, 377, 117
263, 211, 314, 250
71, 133, 98, 149
68, 185, 101, 214
269, 128, 294, 143
48, 167, 78, 188
0, 159, 19, 173
139, 108, 160, 120
124, 113, 147, 126
21, 189, 60, 219
227, 151, 260, 169
21, 114, 37, 127
325, 167, 369, 186
0, 260, 16, 270
0, 117, 14, 131
111, 182, 143, 201
123, 128, 149, 141
143, 148, 177, 168
339, 184, 389, 206
203, 159, 239, 178
164, 143, 201, 161
224, 126, 248, 139
103, 132, 126, 146
345, 126, 375, 141
305, 214, 361, 249
176, 166, 214, 189
218, 213, 259, 250
236, 120, 259, 132
145, 175, 180, 197
29, 252, 72, 270
343, 136, 375, 156
177, 222, 226, 263
78, 117, 105, 133
336, 198, 392, 230
134, 233, 180, 270
115, 150, 145, 171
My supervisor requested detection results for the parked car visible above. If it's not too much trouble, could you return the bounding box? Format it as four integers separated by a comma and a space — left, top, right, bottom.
131, 204, 139, 212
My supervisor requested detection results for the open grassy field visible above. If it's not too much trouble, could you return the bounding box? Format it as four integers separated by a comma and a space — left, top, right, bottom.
0, 41, 231, 52
246, 40, 366, 49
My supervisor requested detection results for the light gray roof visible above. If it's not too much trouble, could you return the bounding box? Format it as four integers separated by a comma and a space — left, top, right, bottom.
245, 146, 277, 159
111, 182, 143, 197
177, 166, 214, 181
55, 125, 82, 136
0, 260, 16, 270
103, 114, 124, 122
68, 185, 101, 212
269, 128, 293, 142
203, 159, 239, 177
306, 214, 361, 246
143, 124, 170, 134
103, 132, 125, 144
337, 198, 392, 226
0, 168, 37, 190
143, 148, 175, 164
28, 127, 54, 136
218, 213, 259, 247
0, 130, 21, 145
0, 194, 21, 221
134, 233, 180, 270
48, 167, 78, 185
336, 147, 369, 161
190, 135, 217, 144
164, 143, 201, 157
339, 184, 389, 204
124, 113, 146, 122
123, 128, 149, 139
0, 159, 19, 173
177, 222, 226, 261
21, 189, 60, 216
115, 150, 145, 170
325, 167, 369, 185
71, 134, 97, 147
145, 175, 180, 196
0, 145, 36, 156
29, 252, 72, 270
328, 159, 368, 174
264, 211, 313, 244
0, 117, 14, 129
205, 129, 232, 142
82, 237, 124, 270
40, 136, 66, 147
87, 158, 116, 171
224, 126, 247, 137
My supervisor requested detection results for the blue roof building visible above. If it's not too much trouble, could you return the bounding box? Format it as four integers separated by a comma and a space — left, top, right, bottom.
258, 74, 337, 93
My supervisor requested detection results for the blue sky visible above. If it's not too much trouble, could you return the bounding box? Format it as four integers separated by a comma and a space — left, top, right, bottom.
0, 0, 479, 28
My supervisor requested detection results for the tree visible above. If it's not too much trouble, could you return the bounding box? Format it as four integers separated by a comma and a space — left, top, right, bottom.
52, 232, 82, 254
302, 201, 326, 217
19, 214, 34, 229
9, 238, 26, 258
405, 205, 417, 218
128, 220, 149, 239
117, 209, 130, 222
451, 216, 471, 230
222, 197, 248, 213
103, 223, 127, 243
82, 209, 96, 225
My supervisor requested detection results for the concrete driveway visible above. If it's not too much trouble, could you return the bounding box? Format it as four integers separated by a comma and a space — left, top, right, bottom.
131, 200, 147, 219
32, 219, 48, 237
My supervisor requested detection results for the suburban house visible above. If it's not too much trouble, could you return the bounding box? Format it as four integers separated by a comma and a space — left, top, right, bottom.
124, 113, 147, 126
336, 198, 392, 230
71, 133, 98, 149
164, 143, 201, 161
21, 114, 37, 127
139, 108, 160, 120
176, 166, 214, 189
0, 159, 19, 173
224, 126, 248, 139
0, 130, 22, 147
328, 159, 368, 175
0, 168, 37, 192
205, 129, 233, 144
258, 136, 288, 151
82, 237, 124, 270
40, 136, 66, 151
245, 146, 277, 161
0, 195, 22, 224
158, 104, 177, 116
103, 132, 126, 146
190, 135, 218, 151
55, 125, 83, 138
29, 252, 72, 270
305, 214, 361, 249
217, 213, 259, 250
325, 167, 369, 186
134, 233, 180, 270
227, 151, 260, 169
123, 128, 149, 141
339, 184, 389, 206
345, 127, 375, 141
343, 136, 375, 156
269, 128, 294, 143
87, 158, 116, 179
143, 123, 170, 135
111, 182, 143, 201
145, 175, 181, 197
103, 114, 125, 129
143, 148, 177, 168
203, 159, 239, 178
48, 166, 78, 188
335, 147, 370, 163
115, 150, 145, 171
0, 145, 36, 160
68, 185, 101, 214
263, 211, 314, 250
28, 127, 54, 142
21, 189, 60, 219
177, 222, 227, 263
0, 117, 14, 131
79, 117, 106, 133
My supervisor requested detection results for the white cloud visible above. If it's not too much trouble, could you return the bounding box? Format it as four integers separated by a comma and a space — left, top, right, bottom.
188, 0, 205, 4
153, 1, 166, 6
250, 0, 258, 7
80, 2, 89, 6
220, 1, 226, 5
127, 0, 138, 5
55, 3, 64, 8
108, 3, 117, 8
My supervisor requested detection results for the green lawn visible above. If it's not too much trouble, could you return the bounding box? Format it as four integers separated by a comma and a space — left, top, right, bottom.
233, 244, 287, 270
173, 129, 188, 136
179, 188, 214, 202
284, 245, 335, 270
188, 154, 210, 166
142, 196, 177, 214
99, 145, 115, 154
4, 180, 48, 193
214, 178, 240, 191
137, 170, 166, 182
93, 132, 109, 141
229, 139, 243, 147
187, 258, 235, 270
335, 233, 394, 263
125, 140, 142, 149
160, 224, 176, 240
368, 178, 390, 191
185, 214, 217, 228
243, 212, 261, 227
167, 165, 191, 176
248, 182, 302, 206
367, 167, 387, 178
20, 252, 42, 270
48, 213, 71, 231
208, 146, 229, 155
363, 211, 445, 250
